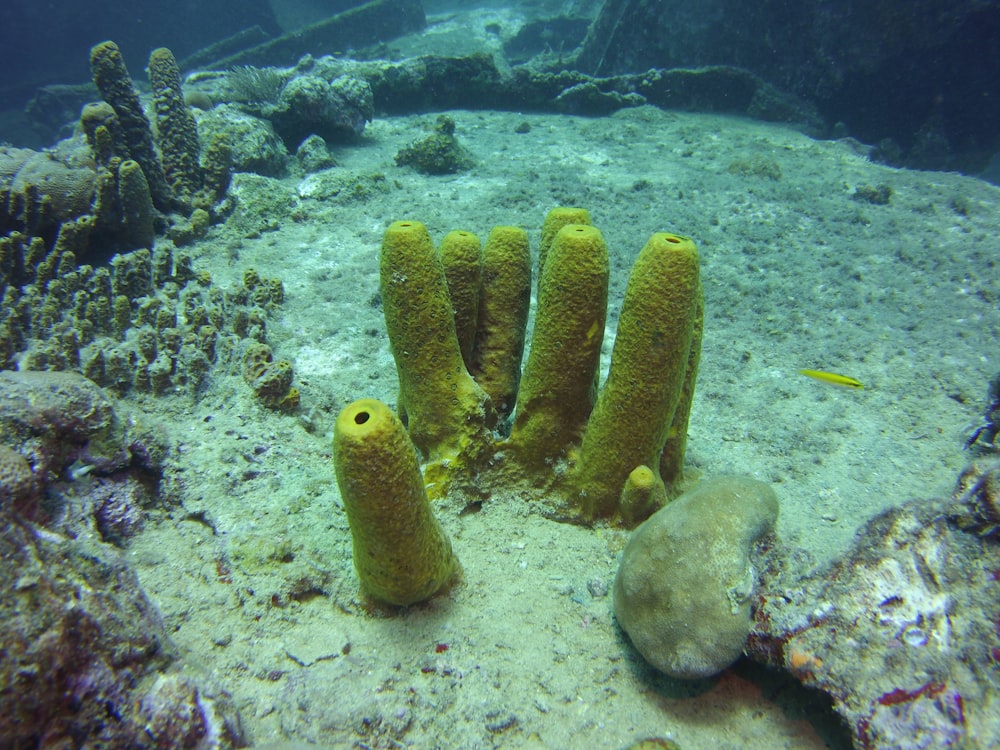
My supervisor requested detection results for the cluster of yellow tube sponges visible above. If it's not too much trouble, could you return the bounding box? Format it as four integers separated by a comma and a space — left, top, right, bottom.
333, 208, 703, 606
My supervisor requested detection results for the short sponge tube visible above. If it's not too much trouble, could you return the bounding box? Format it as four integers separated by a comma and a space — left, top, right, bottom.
619, 464, 668, 527
333, 398, 460, 607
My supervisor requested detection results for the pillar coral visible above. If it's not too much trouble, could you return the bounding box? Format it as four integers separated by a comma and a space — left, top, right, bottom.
148, 47, 203, 205
89, 40, 232, 220
89, 41, 173, 212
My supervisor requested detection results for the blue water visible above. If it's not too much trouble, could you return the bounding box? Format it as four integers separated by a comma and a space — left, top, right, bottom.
1, 0, 999, 176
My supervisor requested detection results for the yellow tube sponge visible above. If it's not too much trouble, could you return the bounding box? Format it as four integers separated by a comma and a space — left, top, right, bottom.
333, 398, 460, 607
470, 225, 531, 419
437, 230, 482, 372
619, 464, 669, 527
116, 159, 155, 250
660, 287, 703, 486
538, 207, 591, 287
508, 224, 608, 468
380, 221, 492, 465
571, 233, 702, 521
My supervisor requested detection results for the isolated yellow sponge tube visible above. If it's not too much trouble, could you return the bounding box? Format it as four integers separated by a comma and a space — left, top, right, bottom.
380, 220, 492, 464
333, 398, 460, 607
147, 47, 202, 204
619, 464, 668, 527
571, 233, 702, 521
508, 223, 608, 467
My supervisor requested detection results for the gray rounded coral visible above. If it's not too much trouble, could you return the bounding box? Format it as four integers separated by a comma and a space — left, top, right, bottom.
613, 476, 779, 679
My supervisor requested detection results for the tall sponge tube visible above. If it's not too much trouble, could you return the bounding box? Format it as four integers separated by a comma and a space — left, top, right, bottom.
437, 229, 482, 372
537, 206, 591, 290
571, 232, 702, 522
470, 225, 531, 420
333, 398, 460, 607
380, 220, 492, 465
660, 278, 703, 486
508, 224, 608, 468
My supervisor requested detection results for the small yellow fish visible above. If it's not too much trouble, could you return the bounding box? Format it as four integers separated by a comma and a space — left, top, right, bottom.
799, 369, 864, 389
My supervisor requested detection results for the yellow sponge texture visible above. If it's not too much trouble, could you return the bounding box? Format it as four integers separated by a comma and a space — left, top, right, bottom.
366, 213, 703, 534
571, 233, 702, 521
380, 220, 492, 465
538, 206, 591, 286
333, 398, 460, 607
508, 224, 608, 468
437, 229, 482, 371
470, 226, 531, 419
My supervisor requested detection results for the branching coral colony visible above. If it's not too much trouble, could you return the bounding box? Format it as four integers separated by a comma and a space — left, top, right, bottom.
333, 209, 706, 604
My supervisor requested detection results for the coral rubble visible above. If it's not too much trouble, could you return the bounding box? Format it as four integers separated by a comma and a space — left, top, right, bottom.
747, 467, 1000, 748
268, 73, 374, 149
394, 115, 474, 175
0, 369, 245, 747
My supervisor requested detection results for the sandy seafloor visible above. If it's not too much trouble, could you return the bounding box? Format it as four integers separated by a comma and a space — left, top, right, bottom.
122, 101, 1000, 749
